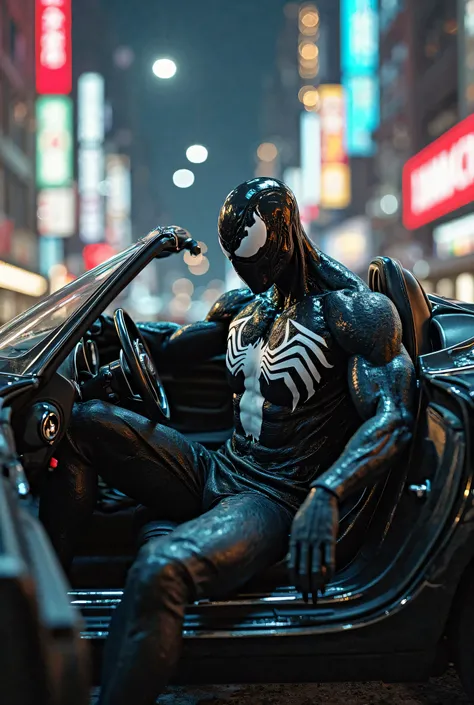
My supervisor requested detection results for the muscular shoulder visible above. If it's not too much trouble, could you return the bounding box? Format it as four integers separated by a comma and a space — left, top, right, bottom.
206, 287, 255, 322
326, 289, 403, 364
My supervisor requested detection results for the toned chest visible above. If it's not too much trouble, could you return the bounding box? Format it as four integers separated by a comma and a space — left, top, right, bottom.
226, 295, 338, 412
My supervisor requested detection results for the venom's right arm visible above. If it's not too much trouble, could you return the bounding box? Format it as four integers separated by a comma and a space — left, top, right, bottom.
92, 288, 254, 371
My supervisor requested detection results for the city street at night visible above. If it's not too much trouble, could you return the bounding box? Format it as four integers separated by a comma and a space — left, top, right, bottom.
3, 1, 474, 705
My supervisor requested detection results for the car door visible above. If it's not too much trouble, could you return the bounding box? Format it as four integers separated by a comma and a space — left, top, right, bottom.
0, 402, 89, 705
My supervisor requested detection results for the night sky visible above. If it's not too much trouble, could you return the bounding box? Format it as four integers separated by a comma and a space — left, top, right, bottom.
101, 0, 287, 277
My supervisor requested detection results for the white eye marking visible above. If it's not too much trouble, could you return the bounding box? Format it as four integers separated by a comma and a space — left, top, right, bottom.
235, 212, 268, 258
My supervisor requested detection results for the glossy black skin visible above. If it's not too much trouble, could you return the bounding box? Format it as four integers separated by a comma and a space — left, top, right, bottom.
38, 179, 416, 704
3, 220, 474, 695
220, 178, 416, 599
92, 179, 416, 602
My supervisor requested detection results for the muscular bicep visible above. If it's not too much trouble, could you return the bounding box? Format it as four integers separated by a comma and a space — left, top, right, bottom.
313, 289, 416, 499
349, 345, 416, 424
312, 347, 416, 500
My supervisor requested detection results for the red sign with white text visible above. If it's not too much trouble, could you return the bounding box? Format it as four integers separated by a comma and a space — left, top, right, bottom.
36, 0, 72, 95
403, 114, 474, 230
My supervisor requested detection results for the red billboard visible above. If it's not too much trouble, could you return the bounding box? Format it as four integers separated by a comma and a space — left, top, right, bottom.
36, 0, 72, 95
403, 114, 474, 230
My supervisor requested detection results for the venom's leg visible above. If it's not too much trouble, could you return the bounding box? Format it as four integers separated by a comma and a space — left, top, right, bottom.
39, 400, 210, 570
98, 492, 292, 705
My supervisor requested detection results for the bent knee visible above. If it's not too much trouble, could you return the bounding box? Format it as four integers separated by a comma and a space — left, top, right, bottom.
129, 547, 193, 609
68, 400, 123, 444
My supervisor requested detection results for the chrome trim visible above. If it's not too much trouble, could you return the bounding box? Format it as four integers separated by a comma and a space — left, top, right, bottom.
40, 409, 60, 443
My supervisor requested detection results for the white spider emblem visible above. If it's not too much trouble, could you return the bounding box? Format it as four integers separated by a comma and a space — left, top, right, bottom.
227, 316, 333, 441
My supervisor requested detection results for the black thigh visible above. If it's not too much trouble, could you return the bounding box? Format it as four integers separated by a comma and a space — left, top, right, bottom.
136, 492, 293, 599
56, 400, 211, 522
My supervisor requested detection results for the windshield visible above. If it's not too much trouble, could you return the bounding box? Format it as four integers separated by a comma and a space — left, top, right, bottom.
0, 244, 141, 374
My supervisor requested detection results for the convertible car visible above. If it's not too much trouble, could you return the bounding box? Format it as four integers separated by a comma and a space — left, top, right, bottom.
2, 226, 474, 705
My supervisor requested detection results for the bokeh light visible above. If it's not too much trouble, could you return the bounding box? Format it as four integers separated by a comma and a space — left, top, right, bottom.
183, 250, 203, 266
300, 9, 319, 28
300, 87, 320, 110
380, 194, 399, 215
257, 142, 278, 162
189, 256, 210, 275
299, 42, 318, 60
114, 46, 135, 69
152, 58, 177, 79
173, 169, 195, 188
186, 145, 208, 164
172, 277, 194, 296
170, 292, 192, 317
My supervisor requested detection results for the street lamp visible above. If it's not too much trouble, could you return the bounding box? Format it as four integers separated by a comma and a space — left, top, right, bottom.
152, 58, 177, 79
186, 144, 208, 164
173, 169, 195, 188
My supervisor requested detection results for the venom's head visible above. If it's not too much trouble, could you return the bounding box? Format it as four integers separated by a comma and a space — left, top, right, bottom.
217, 178, 306, 294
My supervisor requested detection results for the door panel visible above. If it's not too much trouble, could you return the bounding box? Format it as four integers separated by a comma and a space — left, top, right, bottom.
0, 404, 89, 705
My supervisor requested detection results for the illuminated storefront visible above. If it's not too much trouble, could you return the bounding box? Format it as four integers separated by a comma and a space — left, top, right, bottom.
403, 114, 474, 300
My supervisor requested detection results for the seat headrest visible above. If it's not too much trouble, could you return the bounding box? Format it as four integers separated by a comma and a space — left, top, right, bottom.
368, 256, 432, 363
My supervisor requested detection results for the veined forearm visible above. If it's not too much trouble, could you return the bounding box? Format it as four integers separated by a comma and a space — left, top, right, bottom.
311, 411, 413, 502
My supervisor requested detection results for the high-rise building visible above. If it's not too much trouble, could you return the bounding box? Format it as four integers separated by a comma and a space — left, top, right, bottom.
367, 0, 418, 270
0, 0, 47, 323
398, 0, 473, 299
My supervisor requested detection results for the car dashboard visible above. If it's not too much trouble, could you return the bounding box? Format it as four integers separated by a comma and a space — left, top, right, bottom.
10, 337, 103, 482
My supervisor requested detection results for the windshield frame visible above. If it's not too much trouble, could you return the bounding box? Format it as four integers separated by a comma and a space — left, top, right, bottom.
15, 231, 172, 379
0, 246, 139, 374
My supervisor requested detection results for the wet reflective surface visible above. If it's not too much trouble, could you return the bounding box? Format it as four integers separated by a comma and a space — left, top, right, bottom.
90, 670, 468, 704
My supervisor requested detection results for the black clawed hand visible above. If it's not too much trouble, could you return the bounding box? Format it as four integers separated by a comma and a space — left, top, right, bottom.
287, 487, 339, 604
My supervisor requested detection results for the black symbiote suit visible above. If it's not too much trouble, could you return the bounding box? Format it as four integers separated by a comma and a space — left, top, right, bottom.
39, 178, 415, 705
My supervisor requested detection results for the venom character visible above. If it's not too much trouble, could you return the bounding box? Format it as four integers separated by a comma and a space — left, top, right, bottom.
39, 178, 416, 705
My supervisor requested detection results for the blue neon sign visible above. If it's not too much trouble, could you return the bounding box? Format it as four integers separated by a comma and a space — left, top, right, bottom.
341, 0, 379, 75
341, 0, 380, 156
344, 75, 379, 156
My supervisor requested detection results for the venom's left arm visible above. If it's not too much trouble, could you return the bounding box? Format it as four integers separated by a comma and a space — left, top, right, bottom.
313, 289, 416, 500
288, 290, 416, 600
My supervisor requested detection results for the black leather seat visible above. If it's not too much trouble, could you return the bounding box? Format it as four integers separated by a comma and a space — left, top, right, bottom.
368, 256, 432, 362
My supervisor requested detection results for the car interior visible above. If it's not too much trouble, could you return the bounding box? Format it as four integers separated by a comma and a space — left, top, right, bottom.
3, 252, 474, 694
65, 256, 474, 615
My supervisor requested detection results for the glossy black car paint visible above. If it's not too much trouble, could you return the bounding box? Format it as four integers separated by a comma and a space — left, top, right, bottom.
1, 235, 474, 691
75, 351, 474, 687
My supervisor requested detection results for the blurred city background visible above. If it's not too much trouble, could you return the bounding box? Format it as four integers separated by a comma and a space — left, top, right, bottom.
0, 0, 470, 325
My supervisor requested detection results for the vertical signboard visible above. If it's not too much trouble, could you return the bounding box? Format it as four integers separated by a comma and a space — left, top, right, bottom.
36, 0, 72, 95
341, 0, 378, 74
78, 73, 105, 143
36, 96, 73, 188
37, 188, 75, 237
319, 85, 351, 209
300, 111, 321, 208
341, 0, 379, 156
78, 73, 105, 244
345, 75, 380, 155
106, 155, 132, 248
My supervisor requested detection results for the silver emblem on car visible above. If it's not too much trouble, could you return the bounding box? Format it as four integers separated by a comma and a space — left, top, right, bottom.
41, 411, 60, 443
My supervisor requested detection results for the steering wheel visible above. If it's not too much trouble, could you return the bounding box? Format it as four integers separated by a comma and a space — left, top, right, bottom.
113, 308, 170, 422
